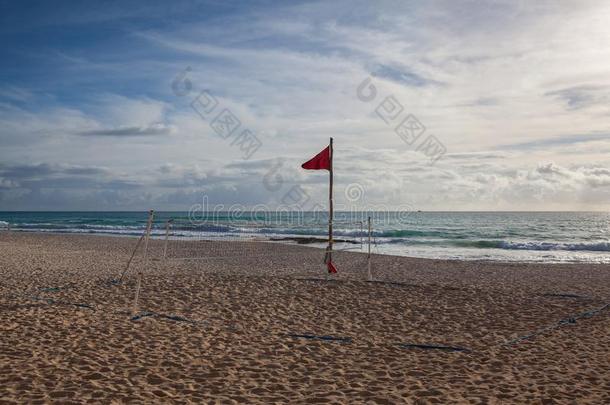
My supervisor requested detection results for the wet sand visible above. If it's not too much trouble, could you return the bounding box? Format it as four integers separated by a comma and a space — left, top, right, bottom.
1, 232, 609, 403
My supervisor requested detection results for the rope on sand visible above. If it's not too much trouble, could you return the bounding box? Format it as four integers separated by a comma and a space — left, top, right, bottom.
542, 293, 590, 299
3, 285, 96, 310
295, 278, 343, 284
398, 343, 470, 352
118, 233, 145, 283
286, 335, 469, 351
366, 280, 418, 288
100, 278, 123, 287
504, 302, 610, 346
285, 333, 352, 343
130, 311, 198, 324
39, 287, 63, 293
26, 296, 95, 310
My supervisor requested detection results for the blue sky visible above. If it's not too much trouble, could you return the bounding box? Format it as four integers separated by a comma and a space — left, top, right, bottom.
1, 0, 610, 210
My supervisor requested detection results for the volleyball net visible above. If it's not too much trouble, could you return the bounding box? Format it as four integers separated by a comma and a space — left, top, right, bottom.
160, 216, 374, 264
123, 211, 378, 284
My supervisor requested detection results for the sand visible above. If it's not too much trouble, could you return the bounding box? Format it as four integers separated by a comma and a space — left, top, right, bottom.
0, 232, 609, 404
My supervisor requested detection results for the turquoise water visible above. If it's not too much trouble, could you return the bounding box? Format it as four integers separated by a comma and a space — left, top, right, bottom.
1, 211, 609, 263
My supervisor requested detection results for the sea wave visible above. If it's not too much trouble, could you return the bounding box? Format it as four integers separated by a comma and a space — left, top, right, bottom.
496, 240, 610, 252
380, 229, 455, 238
6, 221, 610, 253
397, 239, 610, 252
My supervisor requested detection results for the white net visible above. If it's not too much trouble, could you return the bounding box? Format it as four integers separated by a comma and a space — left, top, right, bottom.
160, 218, 372, 263
161, 218, 270, 260
119, 212, 378, 283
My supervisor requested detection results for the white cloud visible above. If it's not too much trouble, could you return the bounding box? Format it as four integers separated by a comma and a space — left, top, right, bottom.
3, 0, 610, 209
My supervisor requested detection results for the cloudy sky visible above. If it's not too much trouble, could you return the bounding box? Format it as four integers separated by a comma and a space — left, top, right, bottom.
1, 0, 610, 211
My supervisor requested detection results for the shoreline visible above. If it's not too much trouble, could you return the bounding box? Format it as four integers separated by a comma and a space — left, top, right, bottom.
3, 229, 610, 265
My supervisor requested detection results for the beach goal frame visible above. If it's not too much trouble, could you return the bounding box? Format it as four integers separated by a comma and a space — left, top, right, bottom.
159, 215, 375, 281
123, 210, 377, 316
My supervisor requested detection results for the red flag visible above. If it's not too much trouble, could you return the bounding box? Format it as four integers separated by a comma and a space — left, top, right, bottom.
327, 261, 337, 274
301, 146, 331, 170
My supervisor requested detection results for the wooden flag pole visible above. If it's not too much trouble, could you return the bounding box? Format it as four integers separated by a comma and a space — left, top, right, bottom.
328, 137, 334, 274
132, 209, 154, 316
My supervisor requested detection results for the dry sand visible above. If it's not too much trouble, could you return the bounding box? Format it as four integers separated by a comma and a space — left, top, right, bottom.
0, 232, 609, 404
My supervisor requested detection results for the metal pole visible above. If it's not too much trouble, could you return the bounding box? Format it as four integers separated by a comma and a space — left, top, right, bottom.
132, 209, 154, 315
367, 216, 372, 281
163, 219, 173, 260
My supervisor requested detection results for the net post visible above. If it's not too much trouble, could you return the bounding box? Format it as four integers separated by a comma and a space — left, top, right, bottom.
163, 219, 173, 261
367, 216, 372, 281
324, 246, 330, 281
132, 209, 154, 316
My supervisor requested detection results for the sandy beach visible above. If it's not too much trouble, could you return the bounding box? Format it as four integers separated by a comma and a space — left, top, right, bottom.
0, 232, 609, 404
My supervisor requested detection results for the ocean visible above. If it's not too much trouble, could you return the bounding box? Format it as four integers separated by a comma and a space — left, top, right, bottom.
1, 211, 609, 263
